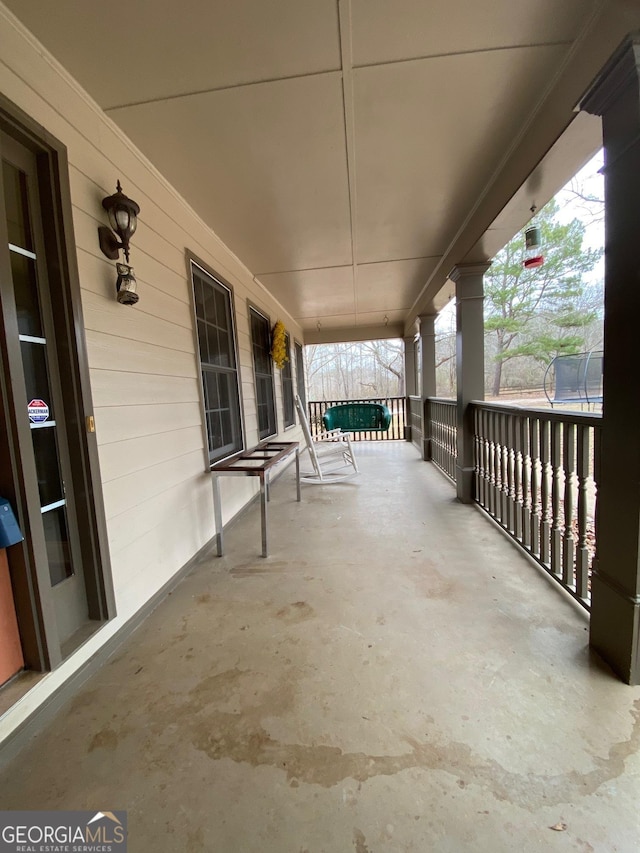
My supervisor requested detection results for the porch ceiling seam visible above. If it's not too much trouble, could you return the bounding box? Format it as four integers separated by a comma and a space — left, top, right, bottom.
102, 68, 343, 113
255, 254, 444, 277
102, 43, 578, 114
352, 40, 574, 71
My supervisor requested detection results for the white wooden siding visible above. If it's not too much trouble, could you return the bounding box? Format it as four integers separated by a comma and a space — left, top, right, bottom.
0, 5, 304, 735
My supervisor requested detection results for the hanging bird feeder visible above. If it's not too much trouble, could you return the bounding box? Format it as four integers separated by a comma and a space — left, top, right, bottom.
523, 205, 544, 269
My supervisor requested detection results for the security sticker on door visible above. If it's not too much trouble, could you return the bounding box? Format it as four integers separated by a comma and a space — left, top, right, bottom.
28, 399, 49, 424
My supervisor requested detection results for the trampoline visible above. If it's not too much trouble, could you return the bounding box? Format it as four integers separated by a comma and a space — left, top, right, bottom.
543, 350, 603, 408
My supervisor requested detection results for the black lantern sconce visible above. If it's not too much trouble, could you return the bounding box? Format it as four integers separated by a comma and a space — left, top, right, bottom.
98, 181, 141, 305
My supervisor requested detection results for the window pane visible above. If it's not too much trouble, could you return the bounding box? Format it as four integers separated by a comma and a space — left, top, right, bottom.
214, 289, 227, 327
191, 264, 242, 463
205, 369, 219, 410
282, 332, 294, 427
207, 324, 230, 367
210, 409, 223, 451
257, 401, 269, 436
250, 309, 276, 439
206, 413, 215, 454
218, 372, 230, 409
194, 275, 206, 320
217, 329, 231, 367
203, 281, 218, 326
221, 410, 232, 446
197, 319, 209, 364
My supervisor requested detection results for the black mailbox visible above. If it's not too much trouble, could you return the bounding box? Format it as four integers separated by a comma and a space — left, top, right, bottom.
0, 498, 24, 548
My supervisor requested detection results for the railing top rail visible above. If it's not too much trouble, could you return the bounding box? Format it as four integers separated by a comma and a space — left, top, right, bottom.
471, 399, 602, 427
308, 396, 405, 403
426, 396, 456, 405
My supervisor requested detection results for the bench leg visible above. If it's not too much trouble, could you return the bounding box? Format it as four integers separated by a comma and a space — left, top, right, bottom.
212, 473, 224, 556
260, 473, 268, 557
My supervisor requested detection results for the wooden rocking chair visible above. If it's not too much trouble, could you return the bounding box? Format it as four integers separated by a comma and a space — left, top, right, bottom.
295, 396, 359, 483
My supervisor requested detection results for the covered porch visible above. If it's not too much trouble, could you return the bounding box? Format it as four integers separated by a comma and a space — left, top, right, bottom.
1, 442, 639, 850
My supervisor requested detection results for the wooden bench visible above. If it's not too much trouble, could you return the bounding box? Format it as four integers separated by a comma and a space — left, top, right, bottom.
322, 402, 391, 433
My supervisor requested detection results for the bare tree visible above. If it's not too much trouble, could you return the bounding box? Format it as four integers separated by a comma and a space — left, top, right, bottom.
304, 339, 405, 400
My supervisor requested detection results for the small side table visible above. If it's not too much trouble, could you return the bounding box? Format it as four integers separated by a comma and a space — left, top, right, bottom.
211, 441, 300, 558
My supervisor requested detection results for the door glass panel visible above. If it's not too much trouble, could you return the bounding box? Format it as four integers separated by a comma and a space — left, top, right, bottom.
42, 507, 72, 586
2, 161, 33, 252
10, 253, 42, 337
3, 158, 73, 588
20, 340, 54, 416
31, 428, 64, 508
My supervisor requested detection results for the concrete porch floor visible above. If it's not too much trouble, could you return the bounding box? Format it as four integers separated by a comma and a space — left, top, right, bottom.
0, 441, 639, 852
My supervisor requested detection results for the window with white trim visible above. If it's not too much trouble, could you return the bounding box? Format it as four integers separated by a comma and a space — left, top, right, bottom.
249, 306, 277, 440
191, 261, 243, 464
281, 331, 295, 427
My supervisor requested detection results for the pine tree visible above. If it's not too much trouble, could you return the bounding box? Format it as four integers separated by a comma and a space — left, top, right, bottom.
484, 199, 601, 396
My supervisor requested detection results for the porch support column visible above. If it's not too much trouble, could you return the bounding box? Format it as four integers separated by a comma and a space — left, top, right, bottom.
450, 263, 490, 503
582, 35, 640, 684
403, 335, 418, 444
403, 336, 417, 397
419, 314, 437, 460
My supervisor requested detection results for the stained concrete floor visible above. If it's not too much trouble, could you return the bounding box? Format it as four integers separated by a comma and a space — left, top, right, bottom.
0, 442, 639, 852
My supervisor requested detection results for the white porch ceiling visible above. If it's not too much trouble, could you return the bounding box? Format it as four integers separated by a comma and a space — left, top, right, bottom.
6, 0, 639, 340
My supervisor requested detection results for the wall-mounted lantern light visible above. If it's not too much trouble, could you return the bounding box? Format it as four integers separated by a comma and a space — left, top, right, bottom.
115, 263, 139, 306
98, 180, 141, 305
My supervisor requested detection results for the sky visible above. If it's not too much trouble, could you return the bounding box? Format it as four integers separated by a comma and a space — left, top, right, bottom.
554, 148, 604, 259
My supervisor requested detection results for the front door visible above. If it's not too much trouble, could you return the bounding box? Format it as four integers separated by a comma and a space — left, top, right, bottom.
0, 131, 90, 653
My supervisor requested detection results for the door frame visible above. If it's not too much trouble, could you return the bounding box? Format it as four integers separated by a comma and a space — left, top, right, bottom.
0, 95, 115, 671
